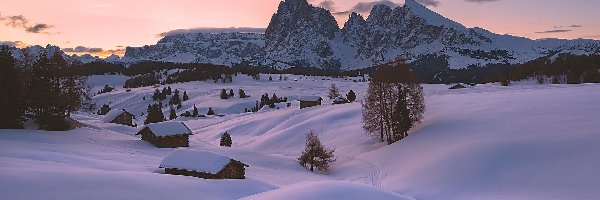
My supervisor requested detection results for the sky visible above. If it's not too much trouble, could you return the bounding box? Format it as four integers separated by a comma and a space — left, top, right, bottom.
1, 0, 599, 58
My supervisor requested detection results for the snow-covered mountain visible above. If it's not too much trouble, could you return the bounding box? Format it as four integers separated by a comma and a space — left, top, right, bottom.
123, 0, 600, 70
123, 33, 264, 66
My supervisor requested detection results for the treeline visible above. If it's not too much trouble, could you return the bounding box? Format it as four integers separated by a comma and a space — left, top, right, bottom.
73, 60, 126, 76
493, 54, 600, 84
0, 46, 90, 130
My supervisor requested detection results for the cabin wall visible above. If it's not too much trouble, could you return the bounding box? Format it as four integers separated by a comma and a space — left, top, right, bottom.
300, 101, 321, 109
111, 113, 134, 126
217, 162, 246, 179
164, 168, 217, 179
139, 129, 189, 148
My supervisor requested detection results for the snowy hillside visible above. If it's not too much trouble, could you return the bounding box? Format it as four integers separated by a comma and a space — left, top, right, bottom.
2, 74, 600, 199
122, 0, 600, 70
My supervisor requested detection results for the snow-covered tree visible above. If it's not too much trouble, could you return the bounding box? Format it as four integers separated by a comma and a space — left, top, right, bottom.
327, 83, 340, 99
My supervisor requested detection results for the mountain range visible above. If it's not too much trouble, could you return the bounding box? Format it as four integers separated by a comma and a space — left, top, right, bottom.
8, 0, 600, 72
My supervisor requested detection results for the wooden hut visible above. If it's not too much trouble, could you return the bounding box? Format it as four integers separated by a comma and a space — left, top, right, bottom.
102, 109, 136, 127
136, 122, 192, 148
160, 149, 249, 179
298, 96, 323, 109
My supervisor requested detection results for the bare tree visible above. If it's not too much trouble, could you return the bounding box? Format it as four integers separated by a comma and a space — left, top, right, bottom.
362, 61, 425, 144
327, 83, 340, 100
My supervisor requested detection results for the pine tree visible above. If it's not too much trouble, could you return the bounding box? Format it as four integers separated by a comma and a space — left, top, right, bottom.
391, 89, 411, 142
170, 89, 181, 105
229, 89, 234, 98
271, 93, 279, 104
220, 89, 228, 99
98, 104, 111, 115
0, 46, 25, 128
220, 131, 232, 147
169, 106, 177, 120
192, 105, 199, 117
182, 91, 189, 101
26, 52, 71, 130
207, 107, 215, 115
346, 90, 356, 102
269, 76, 273, 81
327, 83, 340, 99
298, 130, 335, 172
145, 104, 164, 124
239, 89, 247, 98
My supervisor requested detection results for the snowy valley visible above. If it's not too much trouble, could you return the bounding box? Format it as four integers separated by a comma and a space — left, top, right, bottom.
2, 74, 600, 199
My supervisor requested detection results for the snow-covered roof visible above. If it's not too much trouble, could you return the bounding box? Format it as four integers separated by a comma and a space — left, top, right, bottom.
101, 109, 129, 123
298, 96, 323, 102
159, 149, 239, 174
140, 122, 193, 137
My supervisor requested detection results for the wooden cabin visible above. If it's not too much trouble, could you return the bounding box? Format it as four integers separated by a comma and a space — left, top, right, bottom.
102, 109, 136, 127
160, 149, 249, 179
298, 96, 323, 109
136, 122, 192, 148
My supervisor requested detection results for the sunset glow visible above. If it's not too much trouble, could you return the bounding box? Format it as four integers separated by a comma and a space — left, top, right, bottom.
1, 0, 599, 57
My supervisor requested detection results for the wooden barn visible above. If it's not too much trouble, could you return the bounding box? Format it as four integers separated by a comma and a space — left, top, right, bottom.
159, 149, 249, 179
298, 96, 323, 109
136, 122, 192, 148
102, 109, 136, 127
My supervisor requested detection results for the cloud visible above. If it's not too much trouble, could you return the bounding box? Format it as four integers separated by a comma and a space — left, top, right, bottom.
416, 0, 440, 7
465, 0, 500, 3
534, 29, 572, 34
62, 46, 125, 58
0, 41, 27, 48
0, 13, 54, 34
333, 0, 402, 16
25, 23, 53, 33
318, 0, 337, 11
157, 27, 266, 37
554, 25, 583, 29
63, 46, 104, 53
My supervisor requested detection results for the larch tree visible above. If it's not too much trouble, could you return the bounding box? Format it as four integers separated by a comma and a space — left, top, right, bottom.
327, 83, 340, 99
362, 61, 425, 144
298, 130, 336, 172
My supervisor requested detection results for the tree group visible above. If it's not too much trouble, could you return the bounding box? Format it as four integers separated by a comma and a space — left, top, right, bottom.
362, 62, 425, 144
0, 46, 90, 130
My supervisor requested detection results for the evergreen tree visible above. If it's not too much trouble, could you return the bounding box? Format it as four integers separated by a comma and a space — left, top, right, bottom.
298, 130, 336, 172
26, 52, 70, 130
169, 106, 177, 120
391, 89, 411, 141
207, 107, 215, 115
327, 83, 340, 99
151, 89, 161, 101
192, 105, 199, 117
220, 89, 228, 99
170, 89, 181, 105
0, 46, 25, 128
239, 89, 247, 98
271, 93, 279, 104
98, 104, 111, 115
269, 76, 273, 81
229, 89, 234, 98
346, 90, 356, 102
145, 104, 164, 124
182, 91, 189, 101
220, 131, 232, 147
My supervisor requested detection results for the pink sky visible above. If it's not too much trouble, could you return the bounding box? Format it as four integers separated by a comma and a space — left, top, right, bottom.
1, 0, 599, 57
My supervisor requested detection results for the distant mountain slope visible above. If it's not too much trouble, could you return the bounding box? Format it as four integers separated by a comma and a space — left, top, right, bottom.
122, 0, 600, 71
